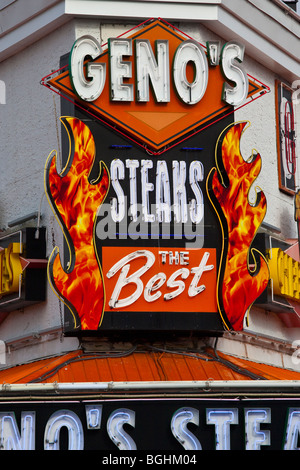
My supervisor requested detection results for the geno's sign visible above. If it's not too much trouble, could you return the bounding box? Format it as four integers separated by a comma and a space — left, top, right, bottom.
43, 19, 270, 335
46, 19, 266, 154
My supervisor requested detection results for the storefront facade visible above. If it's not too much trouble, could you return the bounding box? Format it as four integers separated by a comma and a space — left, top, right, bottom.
0, 0, 300, 451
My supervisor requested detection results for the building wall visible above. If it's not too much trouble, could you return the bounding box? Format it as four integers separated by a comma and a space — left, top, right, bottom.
0, 19, 79, 366
0, 3, 300, 370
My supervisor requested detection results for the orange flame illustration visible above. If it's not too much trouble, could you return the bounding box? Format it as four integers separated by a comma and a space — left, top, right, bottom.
44, 117, 110, 331
207, 122, 269, 331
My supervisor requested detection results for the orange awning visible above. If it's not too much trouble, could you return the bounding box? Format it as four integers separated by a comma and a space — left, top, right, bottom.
0, 347, 300, 385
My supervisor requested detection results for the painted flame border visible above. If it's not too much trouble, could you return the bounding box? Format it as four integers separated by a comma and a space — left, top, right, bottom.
206, 121, 270, 331
44, 117, 110, 331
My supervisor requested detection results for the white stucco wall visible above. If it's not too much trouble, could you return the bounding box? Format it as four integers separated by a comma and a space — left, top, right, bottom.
0, 20, 79, 367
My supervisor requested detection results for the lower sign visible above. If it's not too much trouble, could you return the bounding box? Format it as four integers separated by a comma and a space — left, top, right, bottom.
0, 398, 299, 450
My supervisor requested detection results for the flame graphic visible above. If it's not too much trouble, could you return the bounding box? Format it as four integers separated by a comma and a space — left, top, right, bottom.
207, 122, 269, 331
44, 117, 110, 331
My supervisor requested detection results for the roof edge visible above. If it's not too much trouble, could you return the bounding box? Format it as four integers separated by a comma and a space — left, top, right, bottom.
0, 0, 299, 83
0, 379, 300, 395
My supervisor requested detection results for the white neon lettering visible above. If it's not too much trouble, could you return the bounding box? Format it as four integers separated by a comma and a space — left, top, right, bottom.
85, 405, 103, 430
109, 159, 205, 226
144, 273, 167, 302
206, 409, 238, 450
2, 403, 300, 449
109, 38, 134, 101
111, 159, 125, 222
188, 251, 214, 297
44, 410, 84, 450
106, 250, 155, 308
69, 34, 248, 106
126, 159, 139, 222
245, 408, 271, 450
171, 407, 202, 450
173, 40, 208, 105
141, 160, 155, 222
107, 250, 213, 308
0, 412, 35, 450
189, 161, 204, 224
107, 409, 136, 450
164, 268, 189, 301
135, 39, 170, 102
69, 35, 106, 102
206, 41, 220, 66
221, 41, 249, 106
156, 160, 171, 223
284, 408, 300, 450
173, 161, 188, 223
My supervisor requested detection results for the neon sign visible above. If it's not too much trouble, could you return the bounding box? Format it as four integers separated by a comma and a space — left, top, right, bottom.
43, 19, 269, 154
43, 19, 270, 334
0, 400, 299, 450
103, 247, 216, 312
108, 158, 204, 226
69, 34, 248, 107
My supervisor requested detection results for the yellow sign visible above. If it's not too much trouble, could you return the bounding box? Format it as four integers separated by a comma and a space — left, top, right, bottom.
268, 248, 300, 302
0, 243, 23, 297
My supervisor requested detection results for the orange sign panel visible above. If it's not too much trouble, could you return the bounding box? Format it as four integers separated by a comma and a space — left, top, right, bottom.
46, 19, 267, 154
102, 246, 217, 313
